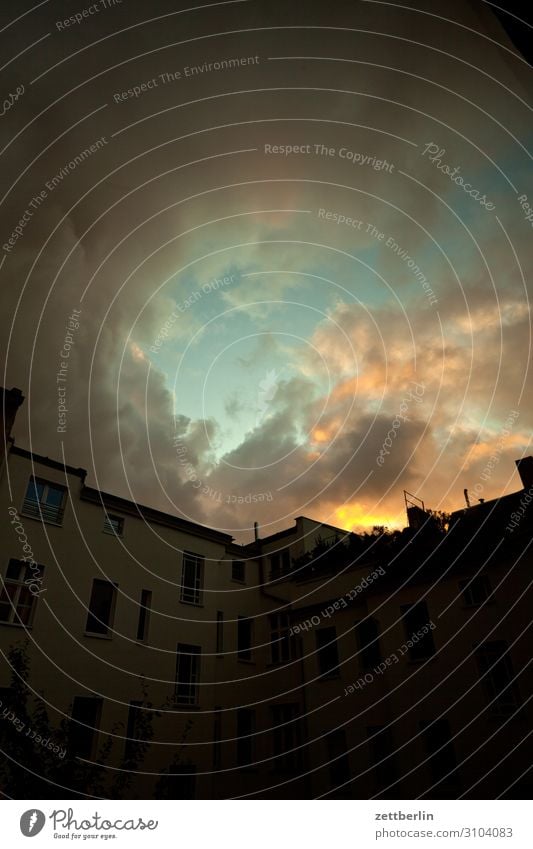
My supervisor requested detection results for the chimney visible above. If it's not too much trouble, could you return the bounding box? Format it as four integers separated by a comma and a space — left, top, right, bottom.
1, 387, 24, 470
516, 457, 533, 491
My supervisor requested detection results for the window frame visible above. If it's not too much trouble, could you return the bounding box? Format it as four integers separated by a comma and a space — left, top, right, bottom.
68, 696, 103, 760
269, 612, 295, 665
355, 617, 382, 669
315, 626, 340, 679
420, 718, 459, 785
326, 729, 351, 795
231, 560, 246, 583
400, 601, 435, 661
124, 699, 143, 761
175, 643, 201, 706
103, 513, 124, 537
136, 589, 152, 642
0, 560, 42, 627
271, 703, 302, 773
216, 611, 224, 655
459, 575, 493, 607
236, 707, 255, 767
237, 615, 253, 662
85, 578, 118, 637
475, 641, 520, 716
213, 706, 222, 770
179, 551, 204, 606
367, 725, 398, 787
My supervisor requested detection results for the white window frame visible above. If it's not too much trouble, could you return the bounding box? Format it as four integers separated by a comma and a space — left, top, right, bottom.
175, 643, 201, 706
0, 560, 40, 626
21, 477, 66, 525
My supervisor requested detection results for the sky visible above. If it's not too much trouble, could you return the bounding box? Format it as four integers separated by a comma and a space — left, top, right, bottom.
1, 0, 531, 540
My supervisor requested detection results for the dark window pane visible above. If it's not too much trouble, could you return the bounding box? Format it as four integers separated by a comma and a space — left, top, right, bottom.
271, 704, 302, 773
401, 602, 435, 660
158, 765, 196, 799
86, 580, 116, 635
316, 627, 340, 678
176, 644, 201, 705
237, 708, 255, 766
69, 697, 102, 759
237, 616, 252, 661
45, 485, 64, 507
355, 619, 381, 668
216, 612, 224, 654
327, 730, 351, 796
421, 719, 458, 784
6, 561, 23, 580
367, 725, 398, 788
213, 707, 222, 770
232, 561, 245, 582
136, 590, 151, 641
269, 553, 280, 580
476, 641, 519, 715
30, 479, 44, 501
124, 700, 143, 761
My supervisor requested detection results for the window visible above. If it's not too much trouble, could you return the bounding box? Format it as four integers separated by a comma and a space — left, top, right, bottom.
0, 560, 42, 626
326, 730, 351, 796
231, 560, 245, 583
213, 707, 222, 770
157, 764, 196, 799
420, 719, 458, 785
400, 601, 435, 660
180, 552, 203, 605
355, 618, 382, 669
316, 627, 340, 679
367, 725, 398, 787
236, 708, 255, 767
22, 477, 66, 525
124, 700, 143, 761
103, 513, 124, 536
175, 643, 201, 706
270, 613, 295, 665
85, 579, 117, 636
237, 616, 253, 661
475, 641, 520, 715
216, 611, 224, 655
271, 704, 302, 772
68, 696, 102, 759
0, 687, 14, 710
136, 590, 152, 642
459, 575, 492, 607
269, 549, 291, 580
